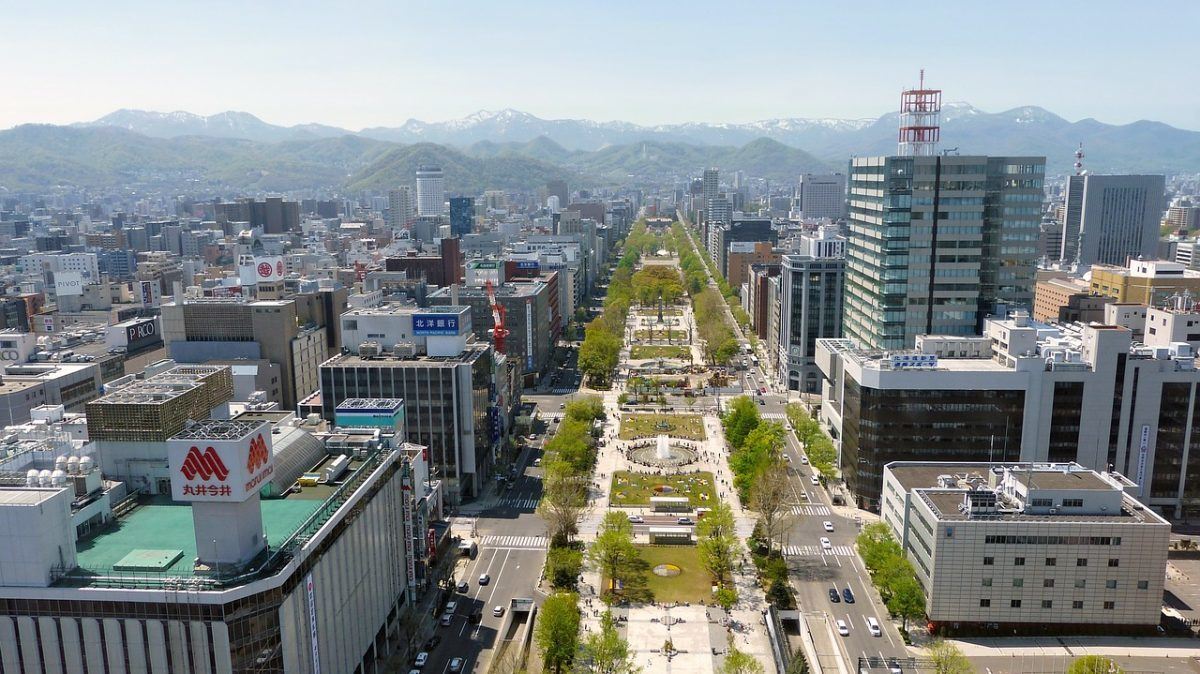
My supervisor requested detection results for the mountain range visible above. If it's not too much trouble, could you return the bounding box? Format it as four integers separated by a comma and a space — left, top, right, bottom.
0, 105, 1195, 193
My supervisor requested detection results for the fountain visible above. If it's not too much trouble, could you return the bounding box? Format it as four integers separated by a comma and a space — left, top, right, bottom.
656, 434, 672, 461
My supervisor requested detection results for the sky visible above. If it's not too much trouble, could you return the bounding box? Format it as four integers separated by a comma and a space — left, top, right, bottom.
3, 0, 1197, 131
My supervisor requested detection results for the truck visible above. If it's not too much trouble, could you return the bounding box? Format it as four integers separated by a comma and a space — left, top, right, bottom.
458, 540, 478, 559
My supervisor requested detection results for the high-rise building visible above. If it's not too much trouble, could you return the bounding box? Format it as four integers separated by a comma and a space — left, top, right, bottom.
701, 168, 720, 221
796, 173, 847, 220
1064, 174, 1166, 268
844, 155, 1046, 350
449, 196, 474, 237
546, 179, 568, 207
777, 225, 845, 392
415, 165, 445, 217
388, 186, 414, 229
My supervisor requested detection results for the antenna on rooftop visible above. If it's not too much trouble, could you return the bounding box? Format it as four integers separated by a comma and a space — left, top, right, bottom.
1074, 143, 1085, 175
898, 69, 942, 156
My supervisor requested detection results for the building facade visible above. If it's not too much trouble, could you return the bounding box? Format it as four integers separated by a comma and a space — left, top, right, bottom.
796, 173, 847, 220
844, 155, 1045, 350
415, 166, 445, 217
1089, 259, 1200, 306
1067, 174, 1165, 268
778, 252, 844, 392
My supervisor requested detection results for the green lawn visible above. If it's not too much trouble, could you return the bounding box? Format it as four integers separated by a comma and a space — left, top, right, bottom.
610, 470, 716, 507
619, 413, 706, 440
629, 345, 691, 360
636, 545, 714, 604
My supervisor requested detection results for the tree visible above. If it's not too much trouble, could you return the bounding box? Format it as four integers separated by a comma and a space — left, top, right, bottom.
539, 459, 586, 546
927, 640, 972, 674
696, 502, 739, 586
575, 611, 640, 674
586, 512, 639, 595
1067, 656, 1124, 674
714, 586, 738, 610
565, 395, 605, 422
536, 591, 581, 674
722, 396, 761, 450
886, 574, 926, 630
546, 546, 584, 590
719, 637, 765, 674
750, 465, 794, 556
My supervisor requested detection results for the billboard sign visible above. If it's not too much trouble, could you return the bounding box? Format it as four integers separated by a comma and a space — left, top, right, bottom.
413, 313, 460, 336
139, 280, 159, 307
516, 260, 539, 270
167, 421, 274, 502
254, 256, 285, 282
54, 272, 84, 297
889, 354, 938, 369
125, 318, 160, 350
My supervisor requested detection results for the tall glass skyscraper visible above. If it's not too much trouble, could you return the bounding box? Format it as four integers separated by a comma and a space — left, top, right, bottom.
843, 155, 1045, 350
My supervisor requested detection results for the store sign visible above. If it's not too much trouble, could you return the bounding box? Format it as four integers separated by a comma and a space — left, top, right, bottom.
139, 280, 156, 306
525, 299, 534, 370
125, 319, 159, 347
254, 256, 285, 281
413, 314, 459, 335
517, 260, 539, 270
1136, 425, 1150, 496
167, 422, 274, 502
306, 573, 320, 674
54, 272, 84, 297
402, 482, 415, 590
889, 354, 938, 369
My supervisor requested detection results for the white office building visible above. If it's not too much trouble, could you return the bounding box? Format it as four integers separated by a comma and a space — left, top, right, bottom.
1066, 174, 1166, 268
796, 173, 847, 220
415, 166, 445, 217
881, 461, 1169, 634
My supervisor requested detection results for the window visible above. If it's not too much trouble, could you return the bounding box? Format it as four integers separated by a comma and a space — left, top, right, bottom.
981, 578, 993, 587
1043, 579, 1055, 588
1108, 558, 1119, 567
1105, 580, 1117, 589
1010, 600, 1022, 608
1014, 557, 1025, 566
1045, 557, 1056, 566
1076, 558, 1088, 567
1062, 499, 1084, 507
983, 557, 994, 566
979, 599, 991, 607
1137, 580, 1149, 590
1072, 601, 1084, 609
1103, 601, 1115, 610
1075, 579, 1086, 588
946, 527, 954, 538
1031, 498, 1052, 507
1012, 578, 1024, 587
1041, 600, 1053, 609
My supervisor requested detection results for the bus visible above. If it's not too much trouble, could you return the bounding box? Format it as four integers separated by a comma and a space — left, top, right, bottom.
750, 355, 760, 367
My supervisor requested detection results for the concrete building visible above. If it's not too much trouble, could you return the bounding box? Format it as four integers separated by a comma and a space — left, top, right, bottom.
844, 155, 1046, 350
881, 462, 1169, 635
701, 168, 719, 223
0, 362, 103, 426
384, 237, 463, 287
162, 295, 341, 410
818, 309, 1200, 517
318, 343, 499, 502
415, 165, 445, 217
1166, 202, 1200, 233
777, 228, 845, 392
1066, 174, 1166, 268
0, 420, 434, 673
388, 186, 415, 230
449, 196, 474, 237
1089, 259, 1200, 306
1033, 277, 1103, 323
726, 240, 778, 290
746, 264, 781, 342
427, 280, 552, 382
796, 173, 847, 220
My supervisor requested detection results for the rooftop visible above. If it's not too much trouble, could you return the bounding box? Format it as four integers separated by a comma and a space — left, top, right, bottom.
918, 490, 1158, 525
172, 418, 263, 441
324, 344, 487, 368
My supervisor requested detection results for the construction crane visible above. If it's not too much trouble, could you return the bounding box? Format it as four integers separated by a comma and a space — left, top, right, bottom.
485, 280, 509, 354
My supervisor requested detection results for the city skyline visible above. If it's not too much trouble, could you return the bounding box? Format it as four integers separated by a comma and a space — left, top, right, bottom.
2, 1, 1197, 131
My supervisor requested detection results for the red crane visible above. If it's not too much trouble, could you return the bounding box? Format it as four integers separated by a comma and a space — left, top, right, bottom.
485, 280, 509, 354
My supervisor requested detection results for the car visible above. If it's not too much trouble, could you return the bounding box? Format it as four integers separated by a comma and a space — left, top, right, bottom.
799, 491, 808, 500
444, 601, 458, 614
440, 614, 453, 626
533, 458, 542, 466
823, 521, 835, 532
836, 619, 849, 636
493, 605, 505, 617
800, 455, 809, 465
559, 402, 566, 409
449, 657, 465, 672
677, 516, 694, 525
414, 652, 429, 668
424, 636, 441, 651
828, 588, 840, 603
628, 515, 644, 524
478, 574, 490, 585
888, 659, 904, 674
469, 610, 483, 624
842, 587, 855, 604
810, 475, 820, 486
867, 617, 882, 636
820, 537, 832, 550
782, 454, 791, 462
457, 581, 469, 592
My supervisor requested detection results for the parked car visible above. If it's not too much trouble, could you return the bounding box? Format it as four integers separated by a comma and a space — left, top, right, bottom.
449, 658, 464, 672
414, 652, 429, 668
457, 581, 469, 593
440, 614, 453, 626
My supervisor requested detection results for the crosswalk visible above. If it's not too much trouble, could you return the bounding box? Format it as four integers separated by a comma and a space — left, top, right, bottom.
498, 496, 541, 509
790, 504, 832, 516
549, 388, 577, 394
782, 544, 855, 557
761, 412, 787, 420
481, 535, 548, 550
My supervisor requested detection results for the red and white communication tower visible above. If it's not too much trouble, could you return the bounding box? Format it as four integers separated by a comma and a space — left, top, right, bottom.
1074, 142, 1085, 175
485, 280, 509, 354
898, 69, 942, 156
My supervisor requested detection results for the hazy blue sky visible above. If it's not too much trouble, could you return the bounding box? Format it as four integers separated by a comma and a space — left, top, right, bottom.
4, 1, 1196, 130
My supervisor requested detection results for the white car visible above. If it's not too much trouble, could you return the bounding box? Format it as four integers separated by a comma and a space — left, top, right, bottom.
414, 652, 429, 668
800, 455, 809, 465
820, 537, 832, 550
867, 616, 882, 637
836, 619, 849, 636
823, 521, 835, 532
440, 614, 453, 626
628, 515, 645, 524
810, 475, 819, 486
493, 605, 505, 617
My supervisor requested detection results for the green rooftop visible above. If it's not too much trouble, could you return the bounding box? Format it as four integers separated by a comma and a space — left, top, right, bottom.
73, 496, 323, 579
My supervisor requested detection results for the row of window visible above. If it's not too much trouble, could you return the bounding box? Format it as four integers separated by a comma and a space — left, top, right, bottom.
983, 535, 1121, 546
983, 556, 1122, 567
982, 577, 1147, 589
979, 599, 1116, 610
